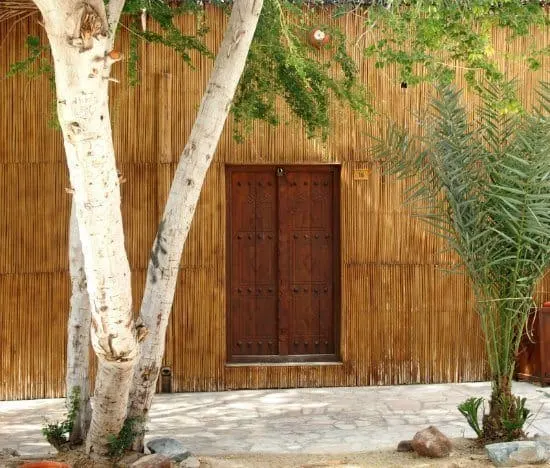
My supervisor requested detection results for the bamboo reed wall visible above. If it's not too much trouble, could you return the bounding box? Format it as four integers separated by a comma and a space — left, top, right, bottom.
0, 7, 548, 400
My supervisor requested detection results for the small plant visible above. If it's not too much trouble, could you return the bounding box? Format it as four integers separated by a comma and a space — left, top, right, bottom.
42, 420, 71, 450
459, 395, 532, 441
107, 417, 145, 458
501, 396, 531, 441
42, 386, 80, 450
458, 397, 484, 439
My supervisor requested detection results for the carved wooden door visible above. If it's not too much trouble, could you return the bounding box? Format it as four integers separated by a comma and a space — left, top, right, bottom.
227, 166, 339, 362
227, 169, 278, 358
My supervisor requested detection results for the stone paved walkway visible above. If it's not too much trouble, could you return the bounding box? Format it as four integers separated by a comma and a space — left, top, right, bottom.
1, 382, 549, 457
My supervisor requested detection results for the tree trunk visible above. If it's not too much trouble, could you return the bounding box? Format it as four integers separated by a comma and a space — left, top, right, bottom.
482, 375, 523, 441
482, 348, 528, 441
479, 299, 531, 442
34, 0, 137, 455
66, 201, 92, 444
127, 0, 264, 450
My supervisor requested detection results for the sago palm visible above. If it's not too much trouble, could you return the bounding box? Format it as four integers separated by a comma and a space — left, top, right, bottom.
375, 80, 550, 441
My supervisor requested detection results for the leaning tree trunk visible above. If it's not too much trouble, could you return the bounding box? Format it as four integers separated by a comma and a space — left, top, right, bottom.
127, 0, 264, 450
66, 200, 92, 444
33, 0, 137, 455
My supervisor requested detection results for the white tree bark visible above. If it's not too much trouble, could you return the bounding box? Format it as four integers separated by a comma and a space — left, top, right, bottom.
127, 0, 264, 450
32, 0, 136, 455
66, 200, 92, 444
63, 0, 126, 444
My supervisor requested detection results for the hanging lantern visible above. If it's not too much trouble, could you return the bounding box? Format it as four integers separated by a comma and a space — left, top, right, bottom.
308, 28, 330, 49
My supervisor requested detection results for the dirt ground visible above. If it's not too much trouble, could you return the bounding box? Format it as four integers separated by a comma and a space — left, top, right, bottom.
197, 439, 493, 467
0, 438, 505, 468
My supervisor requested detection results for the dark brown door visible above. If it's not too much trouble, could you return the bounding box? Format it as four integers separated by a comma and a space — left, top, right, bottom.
227, 166, 339, 362
228, 170, 278, 357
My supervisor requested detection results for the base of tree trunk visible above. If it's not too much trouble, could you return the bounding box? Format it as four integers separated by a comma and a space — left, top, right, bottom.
482, 376, 526, 442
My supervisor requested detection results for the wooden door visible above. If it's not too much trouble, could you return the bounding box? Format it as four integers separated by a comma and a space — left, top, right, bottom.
228, 170, 278, 357
227, 166, 339, 362
279, 169, 337, 357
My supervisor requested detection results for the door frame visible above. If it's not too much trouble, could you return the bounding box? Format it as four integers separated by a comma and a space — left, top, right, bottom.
225, 164, 341, 364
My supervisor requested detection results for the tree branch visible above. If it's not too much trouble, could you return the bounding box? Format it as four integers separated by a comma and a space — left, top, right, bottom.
30, 0, 57, 12
31, 0, 69, 20
106, 0, 126, 49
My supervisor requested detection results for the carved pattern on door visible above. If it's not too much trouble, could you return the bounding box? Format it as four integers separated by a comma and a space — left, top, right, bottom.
227, 166, 339, 363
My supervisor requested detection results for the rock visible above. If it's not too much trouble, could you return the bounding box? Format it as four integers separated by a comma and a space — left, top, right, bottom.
534, 435, 550, 452
179, 456, 201, 468
410, 426, 452, 458
485, 441, 549, 467
119, 451, 146, 465
147, 438, 191, 462
131, 453, 172, 468
397, 440, 414, 452
0, 448, 19, 457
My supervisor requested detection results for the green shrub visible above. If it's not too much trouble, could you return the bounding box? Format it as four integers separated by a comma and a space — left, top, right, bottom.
458, 397, 484, 439
41, 386, 80, 450
107, 417, 145, 458
501, 395, 531, 441
459, 395, 532, 441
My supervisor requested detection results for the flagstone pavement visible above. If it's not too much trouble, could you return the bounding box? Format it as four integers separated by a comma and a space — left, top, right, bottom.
1, 381, 549, 457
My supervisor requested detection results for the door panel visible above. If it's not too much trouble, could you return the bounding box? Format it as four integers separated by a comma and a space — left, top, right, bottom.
279, 169, 336, 356
227, 166, 338, 361
228, 171, 278, 356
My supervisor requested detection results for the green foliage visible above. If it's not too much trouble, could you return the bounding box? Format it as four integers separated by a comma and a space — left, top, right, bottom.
458, 397, 484, 439
42, 386, 80, 450
459, 395, 531, 440
128, 20, 141, 87
9, 3, 371, 143
359, 0, 548, 86
8, 3, 211, 118
232, 0, 372, 140
121, 0, 212, 85
6, 36, 48, 79
5, 36, 59, 128
42, 421, 70, 450
107, 417, 145, 458
376, 80, 550, 438
122, 0, 205, 17
501, 395, 531, 440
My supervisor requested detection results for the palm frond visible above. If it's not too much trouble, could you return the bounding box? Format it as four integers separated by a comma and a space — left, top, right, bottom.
380, 79, 550, 386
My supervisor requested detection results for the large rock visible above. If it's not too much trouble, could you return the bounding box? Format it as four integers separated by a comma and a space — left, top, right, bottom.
119, 451, 145, 465
410, 426, 452, 458
147, 438, 191, 462
486, 441, 549, 467
534, 435, 550, 452
179, 456, 201, 468
130, 453, 172, 468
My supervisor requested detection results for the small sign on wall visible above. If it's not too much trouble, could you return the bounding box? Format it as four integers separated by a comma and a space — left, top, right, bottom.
353, 168, 371, 180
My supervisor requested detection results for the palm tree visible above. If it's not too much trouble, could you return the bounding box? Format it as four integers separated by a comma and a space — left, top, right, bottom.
375, 80, 550, 441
